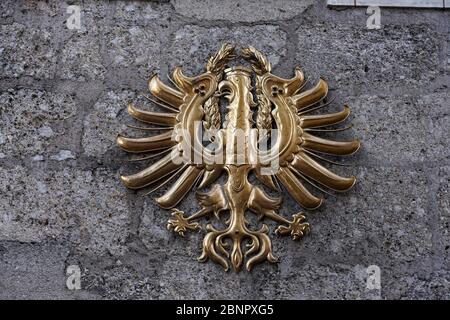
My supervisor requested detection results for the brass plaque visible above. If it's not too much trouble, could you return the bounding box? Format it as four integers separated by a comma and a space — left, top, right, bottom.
117, 44, 360, 272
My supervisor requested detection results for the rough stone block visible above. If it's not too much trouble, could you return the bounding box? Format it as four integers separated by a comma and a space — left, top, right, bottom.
0, 23, 59, 79
0, 0, 17, 20
0, 89, 78, 159
296, 22, 442, 90
168, 25, 287, 75
265, 264, 381, 299
297, 166, 433, 272
171, 0, 315, 22
104, 25, 161, 81
82, 91, 169, 161
0, 241, 99, 299
113, 1, 172, 25
436, 166, 450, 265
347, 92, 449, 164
383, 271, 450, 299
0, 166, 130, 256
82, 263, 159, 299
57, 31, 106, 81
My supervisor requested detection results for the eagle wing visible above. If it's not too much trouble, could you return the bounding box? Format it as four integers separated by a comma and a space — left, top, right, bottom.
117, 45, 235, 209
244, 47, 360, 210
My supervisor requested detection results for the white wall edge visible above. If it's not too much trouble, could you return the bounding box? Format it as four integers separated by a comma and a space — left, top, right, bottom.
327, 0, 447, 8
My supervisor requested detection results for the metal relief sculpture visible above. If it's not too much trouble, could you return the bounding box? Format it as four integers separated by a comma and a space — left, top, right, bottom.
117, 44, 360, 272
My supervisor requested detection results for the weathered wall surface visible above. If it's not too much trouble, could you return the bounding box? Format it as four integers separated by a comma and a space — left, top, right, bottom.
0, 0, 449, 299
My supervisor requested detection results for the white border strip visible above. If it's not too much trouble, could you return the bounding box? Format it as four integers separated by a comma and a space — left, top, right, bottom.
327, 0, 447, 8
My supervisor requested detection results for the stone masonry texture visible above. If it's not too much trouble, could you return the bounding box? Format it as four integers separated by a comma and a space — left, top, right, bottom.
0, 0, 449, 300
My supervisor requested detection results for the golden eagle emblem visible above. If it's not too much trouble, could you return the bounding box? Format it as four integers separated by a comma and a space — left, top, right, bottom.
117, 44, 360, 272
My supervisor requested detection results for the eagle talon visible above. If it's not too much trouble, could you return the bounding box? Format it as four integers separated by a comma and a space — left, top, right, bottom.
275, 213, 310, 240
167, 209, 201, 237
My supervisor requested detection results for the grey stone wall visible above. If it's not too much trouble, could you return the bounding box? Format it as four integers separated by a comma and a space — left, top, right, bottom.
0, 0, 449, 299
